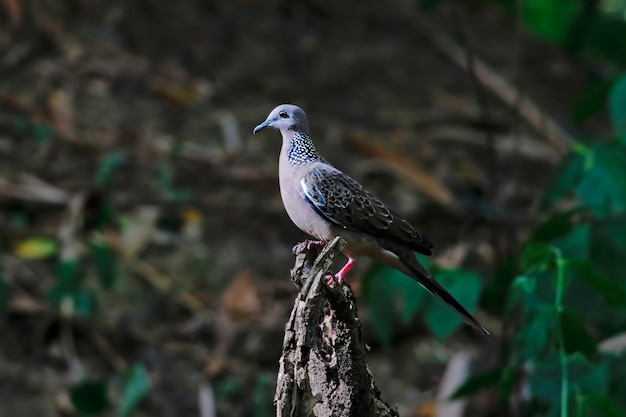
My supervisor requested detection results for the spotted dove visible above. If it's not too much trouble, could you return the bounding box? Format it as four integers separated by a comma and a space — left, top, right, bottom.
254, 104, 488, 335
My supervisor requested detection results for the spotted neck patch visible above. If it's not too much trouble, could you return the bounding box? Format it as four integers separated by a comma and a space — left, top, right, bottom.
287, 132, 325, 165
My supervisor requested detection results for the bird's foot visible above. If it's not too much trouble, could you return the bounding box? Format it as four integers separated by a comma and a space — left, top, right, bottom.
292, 240, 326, 254
306, 240, 326, 250
325, 273, 343, 286
324, 259, 355, 286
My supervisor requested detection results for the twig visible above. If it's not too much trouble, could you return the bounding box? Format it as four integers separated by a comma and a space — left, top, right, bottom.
128, 259, 204, 314
415, 14, 572, 154
275, 237, 399, 417
0, 174, 71, 205
89, 330, 127, 373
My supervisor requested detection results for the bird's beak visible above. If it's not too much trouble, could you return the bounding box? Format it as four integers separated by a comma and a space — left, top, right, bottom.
253, 119, 273, 134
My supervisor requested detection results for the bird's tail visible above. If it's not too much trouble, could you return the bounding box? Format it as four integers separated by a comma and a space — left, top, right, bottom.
378, 237, 489, 335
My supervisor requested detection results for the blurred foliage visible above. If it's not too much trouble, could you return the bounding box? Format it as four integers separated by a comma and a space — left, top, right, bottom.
364, 259, 484, 343
116, 365, 152, 417
14, 237, 58, 259
2, 0, 626, 415
70, 379, 109, 416
68, 364, 152, 417
361, 1, 626, 415
495, 0, 626, 130
251, 375, 274, 417
451, 68, 626, 417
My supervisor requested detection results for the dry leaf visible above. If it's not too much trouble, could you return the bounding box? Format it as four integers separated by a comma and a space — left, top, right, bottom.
414, 400, 436, 417
48, 89, 75, 138
221, 269, 262, 319
2, 0, 22, 25
150, 78, 205, 107
345, 131, 458, 209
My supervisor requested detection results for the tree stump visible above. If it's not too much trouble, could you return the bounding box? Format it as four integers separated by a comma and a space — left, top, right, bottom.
275, 237, 399, 417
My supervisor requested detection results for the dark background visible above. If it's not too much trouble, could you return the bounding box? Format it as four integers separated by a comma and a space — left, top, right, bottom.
1, 0, 625, 416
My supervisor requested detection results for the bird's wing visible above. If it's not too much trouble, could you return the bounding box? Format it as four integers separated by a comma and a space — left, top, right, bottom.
300, 165, 433, 255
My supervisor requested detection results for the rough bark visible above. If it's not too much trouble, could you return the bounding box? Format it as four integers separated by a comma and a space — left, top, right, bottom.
275, 237, 399, 417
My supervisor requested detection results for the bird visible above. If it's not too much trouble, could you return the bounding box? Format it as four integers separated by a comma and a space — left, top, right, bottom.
254, 104, 488, 335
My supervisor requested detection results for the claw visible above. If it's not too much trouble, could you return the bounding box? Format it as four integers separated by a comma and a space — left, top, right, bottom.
323, 258, 356, 286
335, 259, 355, 283
293, 240, 326, 254
325, 274, 335, 286
306, 240, 326, 250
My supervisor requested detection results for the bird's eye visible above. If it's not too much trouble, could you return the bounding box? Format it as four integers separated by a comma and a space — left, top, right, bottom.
279, 111, 288, 118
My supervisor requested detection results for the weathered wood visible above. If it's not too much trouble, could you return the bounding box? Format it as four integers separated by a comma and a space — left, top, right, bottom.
275, 237, 399, 417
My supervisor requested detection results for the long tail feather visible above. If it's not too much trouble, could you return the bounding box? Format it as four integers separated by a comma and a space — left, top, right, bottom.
378, 237, 489, 335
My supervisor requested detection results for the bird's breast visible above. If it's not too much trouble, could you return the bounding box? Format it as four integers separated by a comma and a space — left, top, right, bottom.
278, 164, 334, 241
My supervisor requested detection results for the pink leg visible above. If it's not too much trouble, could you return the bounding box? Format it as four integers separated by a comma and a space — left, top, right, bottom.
325, 258, 356, 285
336, 259, 356, 283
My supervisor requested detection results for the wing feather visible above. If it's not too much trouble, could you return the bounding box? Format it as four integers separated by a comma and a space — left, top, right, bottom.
300, 165, 433, 255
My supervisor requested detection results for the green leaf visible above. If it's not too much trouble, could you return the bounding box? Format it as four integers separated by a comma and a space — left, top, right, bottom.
567, 259, 626, 310
579, 395, 626, 417
521, 243, 555, 273
11, 116, 29, 132
610, 74, 626, 144
540, 150, 585, 210
153, 167, 192, 203
450, 367, 504, 399
551, 223, 589, 260
32, 123, 53, 144
96, 153, 125, 187
90, 242, 118, 289
47, 260, 84, 306
423, 268, 482, 340
117, 364, 151, 417
559, 308, 597, 359
483, 253, 518, 314
530, 353, 608, 401
573, 355, 609, 395
251, 375, 273, 417
214, 377, 239, 398
572, 79, 614, 125
515, 304, 555, 360
531, 207, 587, 243
70, 379, 109, 416
506, 275, 536, 316
521, 0, 580, 43
73, 288, 98, 318
362, 264, 426, 347
14, 237, 58, 259
581, 15, 626, 68
576, 143, 626, 214
589, 214, 626, 282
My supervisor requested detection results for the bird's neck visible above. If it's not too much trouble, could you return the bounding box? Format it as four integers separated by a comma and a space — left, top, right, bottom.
282, 130, 325, 165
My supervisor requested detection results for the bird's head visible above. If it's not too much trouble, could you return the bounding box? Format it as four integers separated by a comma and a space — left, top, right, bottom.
253, 104, 309, 135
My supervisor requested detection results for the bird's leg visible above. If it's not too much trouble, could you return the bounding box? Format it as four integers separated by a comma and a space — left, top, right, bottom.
336, 258, 355, 283
325, 258, 356, 285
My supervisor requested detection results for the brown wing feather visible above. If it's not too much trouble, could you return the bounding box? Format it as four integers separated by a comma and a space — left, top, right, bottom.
301, 166, 433, 255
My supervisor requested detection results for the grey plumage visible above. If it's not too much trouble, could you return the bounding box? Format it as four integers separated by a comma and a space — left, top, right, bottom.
254, 104, 488, 335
